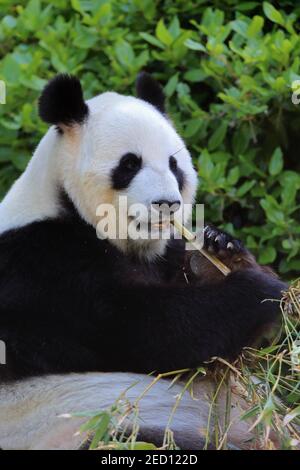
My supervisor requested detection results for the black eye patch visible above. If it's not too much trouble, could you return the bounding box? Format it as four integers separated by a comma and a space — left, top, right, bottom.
111, 153, 142, 190
169, 156, 185, 191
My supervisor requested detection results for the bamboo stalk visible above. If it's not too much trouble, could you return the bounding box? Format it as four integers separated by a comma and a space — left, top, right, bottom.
172, 219, 231, 277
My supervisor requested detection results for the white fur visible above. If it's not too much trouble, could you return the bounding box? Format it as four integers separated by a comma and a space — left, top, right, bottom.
0, 127, 60, 234
0, 372, 254, 450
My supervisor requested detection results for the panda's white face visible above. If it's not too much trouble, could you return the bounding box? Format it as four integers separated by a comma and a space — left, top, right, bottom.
59, 92, 197, 257
0, 74, 197, 259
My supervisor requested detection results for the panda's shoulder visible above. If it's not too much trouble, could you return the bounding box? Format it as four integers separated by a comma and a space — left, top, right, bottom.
0, 217, 107, 273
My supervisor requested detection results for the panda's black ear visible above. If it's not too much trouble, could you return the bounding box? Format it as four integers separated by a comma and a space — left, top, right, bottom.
136, 72, 165, 114
39, 74, 89, 127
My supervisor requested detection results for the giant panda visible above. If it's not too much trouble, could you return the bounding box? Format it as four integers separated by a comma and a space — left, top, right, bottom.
0, 73, 286, 449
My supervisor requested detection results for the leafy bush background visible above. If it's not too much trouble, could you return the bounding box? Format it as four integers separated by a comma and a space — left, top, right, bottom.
0, 0, 299, 278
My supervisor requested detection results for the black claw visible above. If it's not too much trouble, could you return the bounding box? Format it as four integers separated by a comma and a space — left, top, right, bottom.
203, 225, 243, 255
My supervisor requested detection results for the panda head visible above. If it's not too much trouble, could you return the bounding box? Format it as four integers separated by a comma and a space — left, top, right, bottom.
39, 73, 197, 259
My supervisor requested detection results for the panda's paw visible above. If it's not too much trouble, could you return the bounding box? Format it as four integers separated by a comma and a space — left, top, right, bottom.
187, 225, 268, 282
188, 225, 275, 281
203, 225, 245, 258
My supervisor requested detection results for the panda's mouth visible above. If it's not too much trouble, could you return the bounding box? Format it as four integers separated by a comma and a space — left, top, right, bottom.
152, 221, 170, 229
128, 216, 171, 232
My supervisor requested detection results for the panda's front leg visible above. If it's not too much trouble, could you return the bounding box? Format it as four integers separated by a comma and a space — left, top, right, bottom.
187, 225, 277, 284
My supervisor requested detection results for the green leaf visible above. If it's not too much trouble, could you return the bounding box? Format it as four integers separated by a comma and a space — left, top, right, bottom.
280, 171, 300, 206
1, 55, 21, 83
164, 73, 178, 97
232, 125, 250, 156
236, 2, 259, 12
258, 246, 277, 264
130, 442, 158, 450
259, 395, 277, 426
184, 69, 207, 82
139, 32, 165, 49
185, 39, 206, 52
208, 122, 228, 151
260, 196, 285, 226
115, 40, 135, 68
71, 0, 82, 13
2, 15, 17, 29
247, 16, 264, 37
22, 0, 41, 31
241, 404, 261, 421
269, 147, 283, 176
227, 167, 240, 185
0, 147, 12, 163
89, 412, 111, 449
184, 119, 202, 138
11, 154, 31, 171
231, 19, 249, 38
155, 19, 173, 46
79, 414, 104, 432
237, 180, 255, 197
263, 2, 284, 26
198, 151, 214, 180
169, 16, 181, 39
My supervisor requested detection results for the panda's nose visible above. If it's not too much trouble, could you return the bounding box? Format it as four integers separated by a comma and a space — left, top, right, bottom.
151, 199, 181, 214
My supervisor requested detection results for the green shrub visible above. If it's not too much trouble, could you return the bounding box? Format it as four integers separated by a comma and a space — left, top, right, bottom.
0, 0, 299, 278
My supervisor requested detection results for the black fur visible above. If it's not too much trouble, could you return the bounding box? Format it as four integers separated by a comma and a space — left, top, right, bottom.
111, 153, 142, 190
39, 74, 89, 126
169, 156, 185, 191
0, 197, 286, 382
136, 72, 165, 114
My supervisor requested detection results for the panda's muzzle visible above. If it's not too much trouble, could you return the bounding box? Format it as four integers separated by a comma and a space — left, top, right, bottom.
150, 200, 181, 229
151, 199, 181, 214
127, 200, 181, 232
